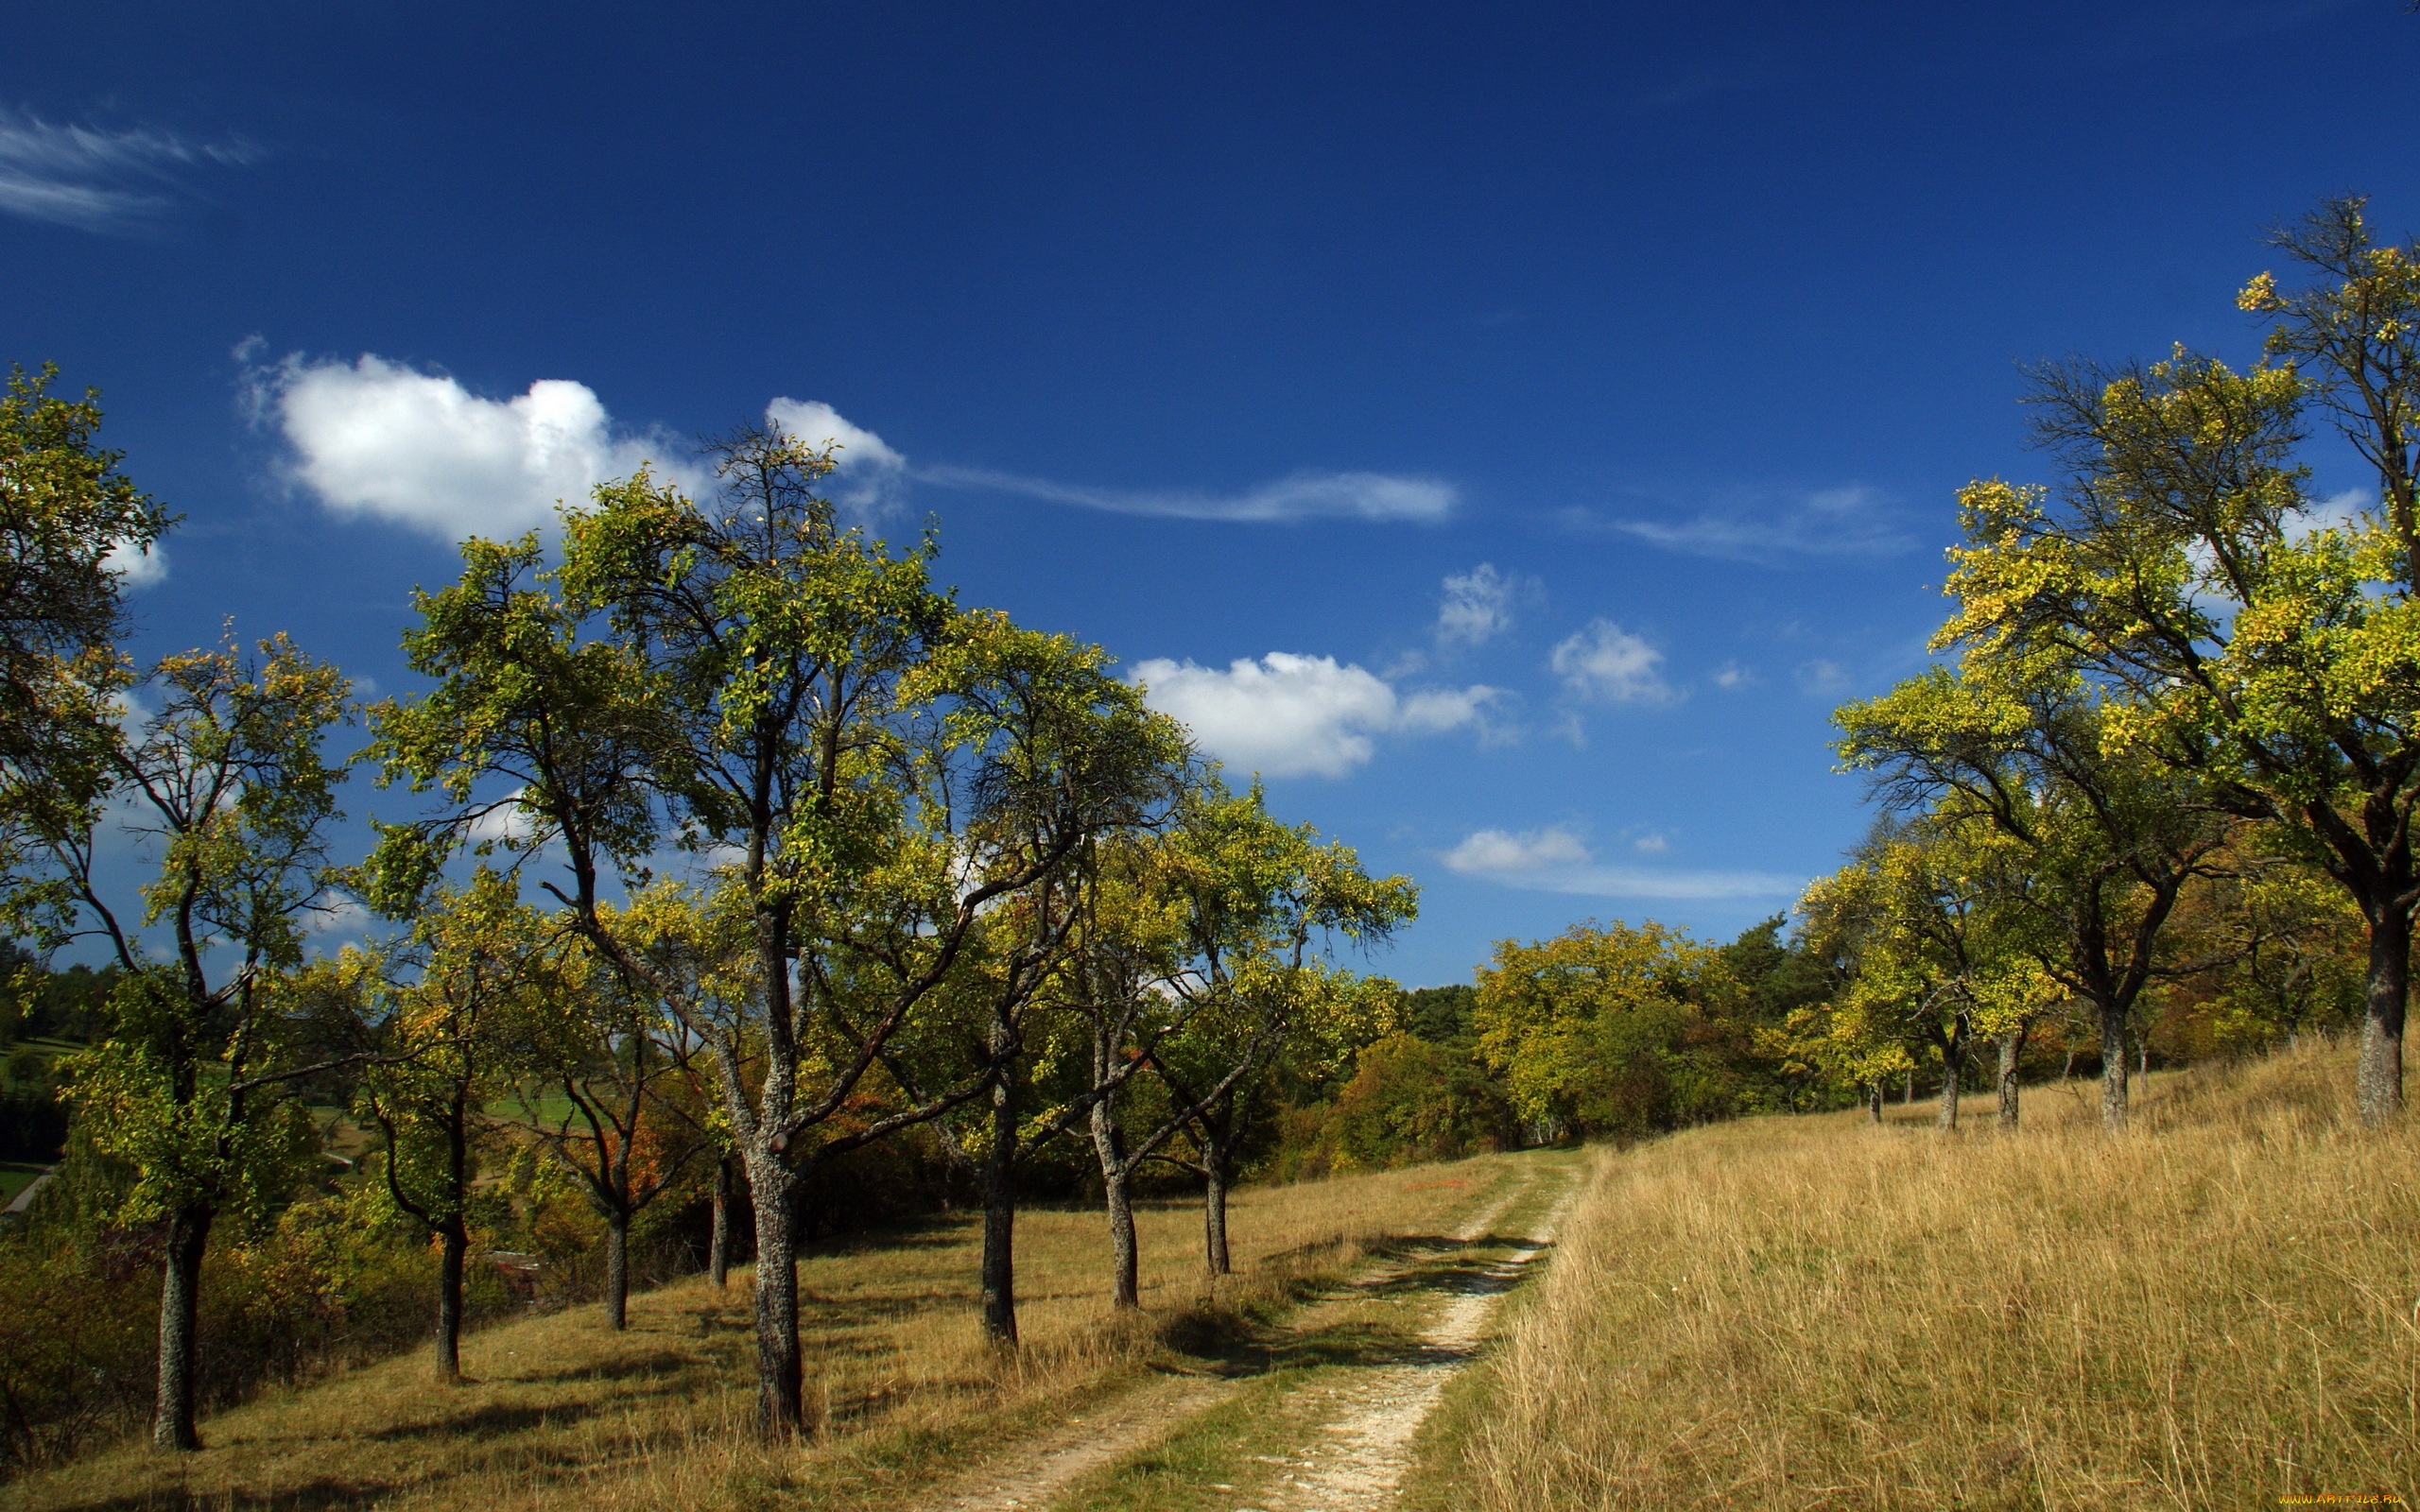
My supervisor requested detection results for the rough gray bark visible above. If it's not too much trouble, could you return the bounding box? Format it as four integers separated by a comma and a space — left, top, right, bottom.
1091, 1099, 1140, 1309
741, 1145, 804, 1435
152, 1203, 214, 1452
1867, 1081, 1884, 1124
603, 1211, 630, 1332
2100, 1001, 2130, 1132
980, 1061, 1020, 1344
1903, 1066, 1914, 1104
1202, 1150, 1231, 1279
709, 1156, 735, 1289
1936, 1044, 1966, 1131
435, 1225, 467, 1380
2359, 906, 2409, 1127
1996, 1031, 2023, 1129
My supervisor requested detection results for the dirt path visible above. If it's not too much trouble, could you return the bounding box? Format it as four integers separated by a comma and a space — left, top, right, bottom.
1249, 1182, 1573, 1511
931, 1169, 1540, 1512
937, 1370, 1239, 1512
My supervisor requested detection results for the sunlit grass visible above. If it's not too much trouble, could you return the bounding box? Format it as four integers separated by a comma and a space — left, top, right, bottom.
1, 1155, 1518, 1512
1453, 1040, 2420, 1510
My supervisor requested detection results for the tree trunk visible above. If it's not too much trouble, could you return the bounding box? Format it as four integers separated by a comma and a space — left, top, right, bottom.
1996, 1031, 2022, 1130
1102, 1169, 1139, 1308
1902, 1066, 1914, 1104
709, 1156, 734, 1289
1089, 1086, 1140, 1309
1936, 1041, 1964, 1131
2358, 905, 2410, 1127
744, 1148, 804, 1437
603, 1209, 630, 1332
1202, 1147, 1231, 1279
435, 1223, 467, 1381
2100, 1001, 2129, 1133
979, 1068, 1020, 1345
152, 1202, 214, 1452
1867, 1081, 1883, 1124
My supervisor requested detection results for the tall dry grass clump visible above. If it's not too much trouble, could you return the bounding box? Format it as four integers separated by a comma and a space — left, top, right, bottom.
1466, 1041, 2418, 1511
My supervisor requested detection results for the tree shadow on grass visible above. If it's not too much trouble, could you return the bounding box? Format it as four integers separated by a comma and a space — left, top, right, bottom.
1161, 1231, 1557, 1380
365, 1399, 602, 1442
45, 1480, 394, 1512
516, 1348, 696, 1385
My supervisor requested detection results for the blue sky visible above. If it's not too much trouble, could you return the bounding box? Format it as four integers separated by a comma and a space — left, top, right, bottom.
3, 1, 2411, 985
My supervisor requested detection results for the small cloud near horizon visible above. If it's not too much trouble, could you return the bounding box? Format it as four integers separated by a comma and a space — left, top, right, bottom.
1441, 824, 1797, 901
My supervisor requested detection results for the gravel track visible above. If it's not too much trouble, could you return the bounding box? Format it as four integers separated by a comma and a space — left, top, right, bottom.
933, 1166, 1547, 1512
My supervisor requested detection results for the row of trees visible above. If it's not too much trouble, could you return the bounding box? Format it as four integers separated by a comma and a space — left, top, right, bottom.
1785, 196, 2414, 1132
0, 384, 1413, 1454
1318, 198, 2405, 1154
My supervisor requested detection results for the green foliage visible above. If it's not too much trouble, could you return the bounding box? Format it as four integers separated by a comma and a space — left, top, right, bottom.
0, 364, 172, 796
1270, 1031, 1512, 1178
41, 637, 355, 1237
1477, 919, 1736, 1139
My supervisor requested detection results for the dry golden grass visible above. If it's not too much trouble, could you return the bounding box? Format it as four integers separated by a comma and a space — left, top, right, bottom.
1461, 1041, 2420, 1511
0, 1157, 1514, 1512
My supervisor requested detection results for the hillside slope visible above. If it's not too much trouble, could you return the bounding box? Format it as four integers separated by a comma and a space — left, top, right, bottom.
0, 1154, 1531, 1512
1449, 1040, 2417, 1510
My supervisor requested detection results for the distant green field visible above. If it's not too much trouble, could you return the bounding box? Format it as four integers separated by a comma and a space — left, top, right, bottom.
487, 1089, 581, 1126
0, 1160, 52, 1211
1, 1037, 79, 1091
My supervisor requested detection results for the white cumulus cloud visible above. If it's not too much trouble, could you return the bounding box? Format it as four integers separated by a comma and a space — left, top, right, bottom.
1442, 826, 1592, 874
256, 352, 1419, 541
919, 463, 1454, 524
766, 397, 908, 518
1130, 652, 1504, 778
1436, 563, 1539, 646
103, 538, 167, 589
254, 353, 700, 541
1442, 825, 1796, 901
466, 787, 540, 846
1550, 619, 1675, 703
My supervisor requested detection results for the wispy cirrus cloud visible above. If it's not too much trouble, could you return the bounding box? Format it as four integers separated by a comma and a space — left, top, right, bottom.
1441, 824, 1797, 902
918, 463, 1455, 524
1576, 484, 1915, 563
0, 110, 257, 234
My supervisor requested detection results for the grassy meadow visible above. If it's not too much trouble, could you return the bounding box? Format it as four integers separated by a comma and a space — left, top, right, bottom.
1451, 1040, 2418, 1510
7, 1041, 2412, 1512
0, 1153, 1523, 1512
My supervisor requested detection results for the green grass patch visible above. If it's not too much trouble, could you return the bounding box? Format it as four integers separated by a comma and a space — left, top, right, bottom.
0, 1159, 54, 1209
